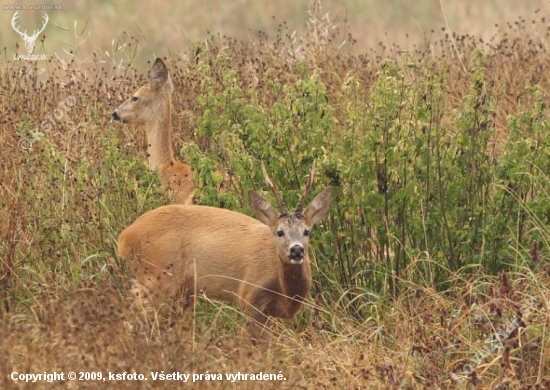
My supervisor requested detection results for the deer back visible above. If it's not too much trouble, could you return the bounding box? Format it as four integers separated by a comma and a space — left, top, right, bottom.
118, 205, 282, 302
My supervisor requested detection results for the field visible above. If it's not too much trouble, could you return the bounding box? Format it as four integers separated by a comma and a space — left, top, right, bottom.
1, 1, 550, 389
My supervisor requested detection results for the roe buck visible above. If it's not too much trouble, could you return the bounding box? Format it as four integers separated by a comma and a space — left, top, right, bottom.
118, 163, 332, 340
112, 58, 194, 205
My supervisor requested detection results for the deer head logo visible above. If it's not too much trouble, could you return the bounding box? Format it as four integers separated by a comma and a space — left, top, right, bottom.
11, 11, 49, 54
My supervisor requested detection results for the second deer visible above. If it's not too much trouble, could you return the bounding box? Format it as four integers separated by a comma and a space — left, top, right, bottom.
118, 164, 332, 340
112, 58, 194, 205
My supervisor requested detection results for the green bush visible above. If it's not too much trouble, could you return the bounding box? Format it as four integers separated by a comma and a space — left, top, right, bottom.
178, 50, 549, 309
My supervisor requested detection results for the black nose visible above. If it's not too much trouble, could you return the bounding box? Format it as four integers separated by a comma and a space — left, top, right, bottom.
289, 245, 304, 260
112, 111, 121, 121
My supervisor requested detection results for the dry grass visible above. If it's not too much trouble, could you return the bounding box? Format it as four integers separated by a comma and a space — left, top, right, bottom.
1, 2, 550, 389
0, 265, 547, 388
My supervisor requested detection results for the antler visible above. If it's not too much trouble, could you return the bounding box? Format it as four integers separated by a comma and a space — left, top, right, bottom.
10, 11, 48, 38
261, 162, 288, 214
295, 161, 316, 214
11, 11, 26, 37
31, 13, 49, 39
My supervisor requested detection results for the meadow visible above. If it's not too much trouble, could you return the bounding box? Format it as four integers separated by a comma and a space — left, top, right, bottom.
1, 1, 550, 389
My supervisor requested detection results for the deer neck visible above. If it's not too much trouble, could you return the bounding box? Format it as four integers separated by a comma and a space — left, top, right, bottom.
279, 257, 311, 299
145, 103, 175, 170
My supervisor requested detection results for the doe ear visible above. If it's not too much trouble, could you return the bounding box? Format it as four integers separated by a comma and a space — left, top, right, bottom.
249, 190, 278, 227
303, 187, 333, 226
149, 58, 173, 93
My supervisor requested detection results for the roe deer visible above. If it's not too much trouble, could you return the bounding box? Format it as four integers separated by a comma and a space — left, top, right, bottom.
112, 58, 194, 205
118, 163, 332, 340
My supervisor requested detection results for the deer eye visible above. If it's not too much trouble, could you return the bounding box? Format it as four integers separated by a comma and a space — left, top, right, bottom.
276, 230, 285, 237
304, 229, 310, 237
131, 96, 139, 102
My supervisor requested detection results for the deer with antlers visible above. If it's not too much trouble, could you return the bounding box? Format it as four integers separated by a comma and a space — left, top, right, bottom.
118, 163, 332, 340
11, 11, 49, 54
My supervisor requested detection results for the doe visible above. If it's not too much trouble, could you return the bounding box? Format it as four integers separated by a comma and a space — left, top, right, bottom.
112, 58, 194, 205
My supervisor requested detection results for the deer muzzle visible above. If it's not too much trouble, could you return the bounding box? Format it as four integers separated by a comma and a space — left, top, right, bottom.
289, 244, 305, 264
112, 110, 123, 122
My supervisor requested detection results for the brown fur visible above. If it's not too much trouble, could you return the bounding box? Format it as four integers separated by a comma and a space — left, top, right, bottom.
112, 58, 194, 205
118, 186, 333, 340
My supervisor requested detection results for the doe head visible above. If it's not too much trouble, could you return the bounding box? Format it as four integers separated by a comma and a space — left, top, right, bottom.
112, 57, 174, 125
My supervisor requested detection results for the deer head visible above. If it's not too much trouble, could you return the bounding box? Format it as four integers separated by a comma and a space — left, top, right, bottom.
250, 162, 332, 265
11, 11, 49, 54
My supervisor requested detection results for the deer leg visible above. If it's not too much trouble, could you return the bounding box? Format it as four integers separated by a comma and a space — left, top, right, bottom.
244, 307, 271, 343
241, 293, 272, 343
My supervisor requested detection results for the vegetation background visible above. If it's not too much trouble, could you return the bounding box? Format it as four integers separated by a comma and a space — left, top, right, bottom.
0, 0, 548, 67
1, 0, 549, 388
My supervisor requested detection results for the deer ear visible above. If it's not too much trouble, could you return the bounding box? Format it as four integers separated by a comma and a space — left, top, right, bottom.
303, 187, 332, 226
249, 190, 277, 227
150, 58, 170, 92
